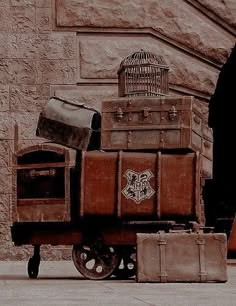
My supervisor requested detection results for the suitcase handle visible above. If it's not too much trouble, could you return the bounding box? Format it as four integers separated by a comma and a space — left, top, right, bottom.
29, 169, 56, 177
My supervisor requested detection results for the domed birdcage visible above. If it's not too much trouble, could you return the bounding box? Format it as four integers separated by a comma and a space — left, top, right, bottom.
118, 50, 169, 97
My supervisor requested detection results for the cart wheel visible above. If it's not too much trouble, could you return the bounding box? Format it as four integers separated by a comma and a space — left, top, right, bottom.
72, 243, 120, 280
27, 257, 40, 279
113, 246, 136, 279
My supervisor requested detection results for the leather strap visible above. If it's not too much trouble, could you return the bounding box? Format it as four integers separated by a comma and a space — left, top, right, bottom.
158, 233, 168, 282
197, 234, 207, 282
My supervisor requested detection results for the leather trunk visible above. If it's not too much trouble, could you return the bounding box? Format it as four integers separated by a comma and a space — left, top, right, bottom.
12, 143, 76, 222
136, 232, 227, 283
101, 96, 212, 177
80, 151, 202, 223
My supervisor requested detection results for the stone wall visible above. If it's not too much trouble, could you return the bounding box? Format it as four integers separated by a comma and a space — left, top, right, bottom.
0, 0, 235, 260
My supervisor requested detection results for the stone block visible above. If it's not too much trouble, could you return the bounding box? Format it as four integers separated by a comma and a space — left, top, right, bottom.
0, 7, 35, 33
36, 7, 52, 32
10, 85, 47, 112
0, 167, 12, 194
36, 60, 76, 84
195, 0, 236, 28
0, 113, 14, 139
0, 60, 10, 84
0, 85, 9, 112
0, 141, 12, 167
0, 0, 9, 6
0, 60, 36, 85
10, 0, 35, 6
19, 139, 44, 150
37, 33, 76, 59
8, 34, 38, 58
55, 0, 234, 64
0, 223, 11, 240
0, 34, 8, 58
78, 38, 219, 95
8, 33, 76, 59
36, 0, 51, 7
54, 85, 117, 111
0, 194, 10, 222
10, 60, 37, 84
12, 112, 39, 139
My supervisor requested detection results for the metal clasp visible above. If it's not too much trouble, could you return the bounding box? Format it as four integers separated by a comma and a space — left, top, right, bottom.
168, 106, 177, 121
29, 169, 56, 177
143, 107, 150, 118
115, 107, 124, 121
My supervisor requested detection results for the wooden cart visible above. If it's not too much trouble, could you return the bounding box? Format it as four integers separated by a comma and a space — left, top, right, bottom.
11, 144, 204, 280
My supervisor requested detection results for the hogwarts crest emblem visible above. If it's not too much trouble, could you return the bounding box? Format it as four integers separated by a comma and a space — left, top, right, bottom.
122, 169, 155, 204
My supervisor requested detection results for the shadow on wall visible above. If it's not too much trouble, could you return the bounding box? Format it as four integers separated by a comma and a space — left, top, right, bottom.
205, 43, 236, 227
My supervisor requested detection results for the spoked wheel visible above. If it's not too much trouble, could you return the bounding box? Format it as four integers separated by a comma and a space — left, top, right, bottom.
113, 246, 136, 279
72, 243, 120, 280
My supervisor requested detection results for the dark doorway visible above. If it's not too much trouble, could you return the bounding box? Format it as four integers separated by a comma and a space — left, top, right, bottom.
205, 44, 236, 231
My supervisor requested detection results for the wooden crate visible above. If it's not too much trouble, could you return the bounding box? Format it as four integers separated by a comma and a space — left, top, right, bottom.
12, 143, 76, 223
80, 151, 203, 223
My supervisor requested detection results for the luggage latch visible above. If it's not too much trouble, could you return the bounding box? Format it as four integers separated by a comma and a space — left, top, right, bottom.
143, 107, 150, 118
139, 107, 152, 123
115, 107, 124, 121
168, 106, 177, 121
29, 169, 56, 177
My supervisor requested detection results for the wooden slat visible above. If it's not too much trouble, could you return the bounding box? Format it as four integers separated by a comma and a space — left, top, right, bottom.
17, 198, 65, 206
156, 152, 161, 218
117, 151, 122, 218
102, 125, 180, 131
16, 162, 66, 169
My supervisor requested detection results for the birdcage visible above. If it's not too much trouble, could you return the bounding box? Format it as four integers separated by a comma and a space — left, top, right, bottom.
118, 50, 169, 97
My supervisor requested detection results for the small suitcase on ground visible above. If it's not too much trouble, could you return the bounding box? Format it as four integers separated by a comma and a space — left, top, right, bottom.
136, 232, 227, 282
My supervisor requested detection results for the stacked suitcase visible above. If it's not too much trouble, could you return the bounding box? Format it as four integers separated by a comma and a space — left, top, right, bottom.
98, 50, 226, 283
99, 95, 226, 283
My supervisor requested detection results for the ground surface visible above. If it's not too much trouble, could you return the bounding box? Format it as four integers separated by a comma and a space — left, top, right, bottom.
0, 261, 236, 306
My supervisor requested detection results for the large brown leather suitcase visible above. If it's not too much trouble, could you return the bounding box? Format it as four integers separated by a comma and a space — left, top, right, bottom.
12, 143, 76, 222
36, 97, 101, 150
80, 151, 203, 223
136, 232, 227, 282
101, 96, 212, 177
